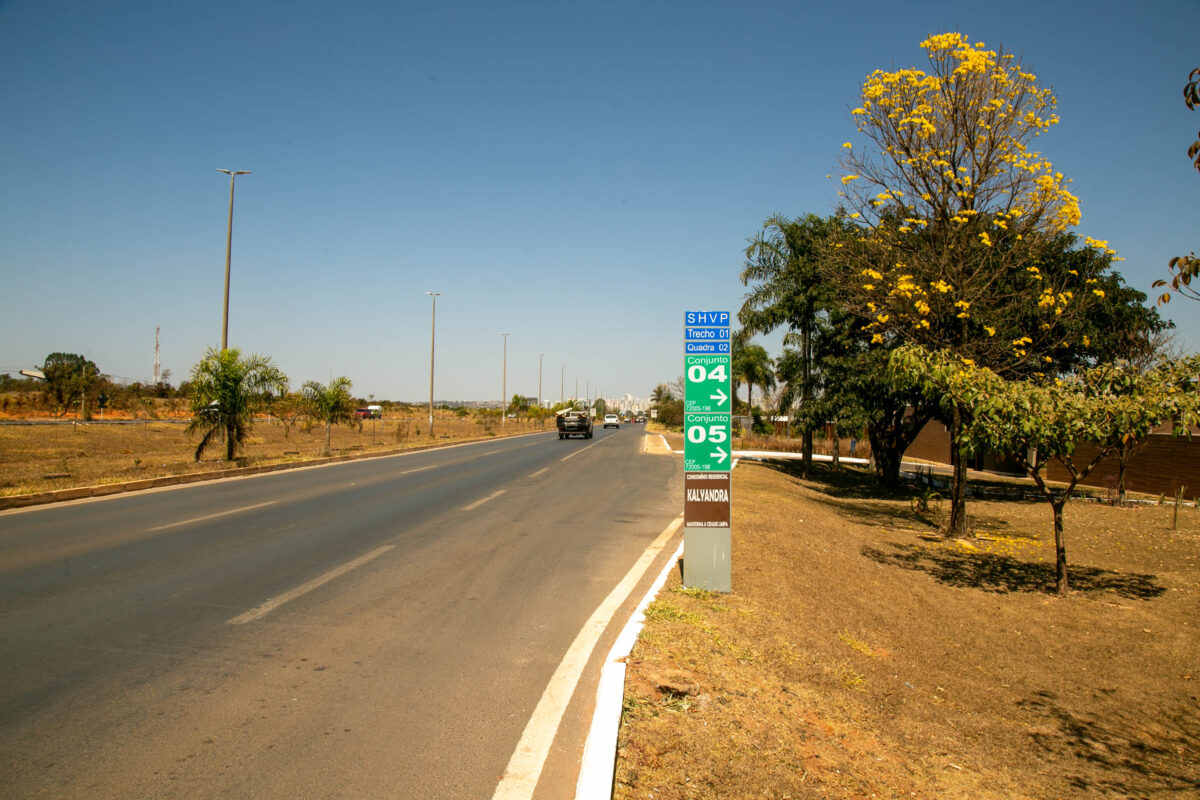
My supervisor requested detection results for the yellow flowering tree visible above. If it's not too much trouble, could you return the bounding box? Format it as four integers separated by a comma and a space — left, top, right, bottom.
830, 33, 1122, 534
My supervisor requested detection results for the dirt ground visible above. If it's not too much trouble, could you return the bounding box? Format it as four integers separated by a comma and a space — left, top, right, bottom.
0, 410, 549, 497
616, 460, 1200, 799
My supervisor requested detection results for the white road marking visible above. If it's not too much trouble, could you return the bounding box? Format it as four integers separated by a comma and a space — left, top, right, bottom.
462, 490, 506, 511
529, 468, 549, 478
227, 545, 395, 624
490, 516, 684, 800
400, 464, 438, 476
146, 501, 277, 532
576, 539, 684, 799
560, 438, 605, 462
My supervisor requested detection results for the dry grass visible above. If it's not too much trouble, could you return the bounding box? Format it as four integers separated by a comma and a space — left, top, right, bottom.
0, 409, 549, 497
616, 461, 1200, 799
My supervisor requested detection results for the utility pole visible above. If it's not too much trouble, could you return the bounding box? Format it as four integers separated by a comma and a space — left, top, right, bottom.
217, 169, 250, 350
538, 353, 543, 411
425, 291, 441, 437
153, 326, 160, 385
501, 333, 509, 426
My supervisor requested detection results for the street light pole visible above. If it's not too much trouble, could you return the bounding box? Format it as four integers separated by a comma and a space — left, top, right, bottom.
426, 291, 441, 437
216, 169, 250, 351
501, 333, 509, 427
538, 353, 543, 411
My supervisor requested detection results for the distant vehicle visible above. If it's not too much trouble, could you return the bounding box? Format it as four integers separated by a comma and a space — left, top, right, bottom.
636, 416, 646, 423
355, 405, 383, 419
557, 410, 593, 439
603, 414, 620, 429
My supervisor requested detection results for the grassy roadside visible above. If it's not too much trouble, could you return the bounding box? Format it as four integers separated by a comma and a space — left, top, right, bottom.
615, 461, 1200, 799
0, 411, 551, 499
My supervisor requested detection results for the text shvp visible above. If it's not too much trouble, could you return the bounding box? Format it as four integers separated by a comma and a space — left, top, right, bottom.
685, 311, 731, 326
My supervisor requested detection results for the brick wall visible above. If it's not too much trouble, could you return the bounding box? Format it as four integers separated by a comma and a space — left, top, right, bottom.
901, 419, 1200, 496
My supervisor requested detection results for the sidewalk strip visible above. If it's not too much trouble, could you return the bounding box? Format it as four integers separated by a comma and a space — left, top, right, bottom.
491, 516, 684, 800
575, 540, 684, 799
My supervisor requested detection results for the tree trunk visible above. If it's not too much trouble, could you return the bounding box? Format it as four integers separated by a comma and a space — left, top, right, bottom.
869, 429, 903, 485
326, 420, 333, 453
947, 404, 969, 536
801, 323, 813, 477
1053, 498, 1069, 595
831, 429, 840, 471
1117, 445, 1130, 506
225, 422, 236, 461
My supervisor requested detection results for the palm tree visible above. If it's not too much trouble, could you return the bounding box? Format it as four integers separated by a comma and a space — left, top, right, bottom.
302, 377, 356, 455
741, 214, 845, 469
187, 348, 288, 461
728, 328, 749, 412
733, 342, 774, 418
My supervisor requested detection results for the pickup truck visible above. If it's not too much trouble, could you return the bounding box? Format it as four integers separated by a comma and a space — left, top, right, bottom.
557, 410, 593, 439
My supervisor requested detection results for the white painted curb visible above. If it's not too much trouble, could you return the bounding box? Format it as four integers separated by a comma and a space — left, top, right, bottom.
574, 540, 685, 800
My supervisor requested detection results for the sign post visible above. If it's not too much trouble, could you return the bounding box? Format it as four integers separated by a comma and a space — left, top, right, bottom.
683, 311, 732, 592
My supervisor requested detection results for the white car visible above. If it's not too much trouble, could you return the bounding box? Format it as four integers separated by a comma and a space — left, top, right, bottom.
603, 414, 620, 429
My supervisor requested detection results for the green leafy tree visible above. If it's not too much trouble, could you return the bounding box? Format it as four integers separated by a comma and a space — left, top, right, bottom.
187, 348, 288, 461
513, 393, 534, 418
816, 313, 936, 484
302, 377, 356, 455
42, 352, 101, 418
650, 383, 683, 428
891, 344, 1200, 594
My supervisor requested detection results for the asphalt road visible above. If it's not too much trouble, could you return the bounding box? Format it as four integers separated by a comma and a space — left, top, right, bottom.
0, 426, 682, 799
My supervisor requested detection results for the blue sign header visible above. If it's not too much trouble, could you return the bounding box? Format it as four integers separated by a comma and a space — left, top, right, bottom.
684, 311, 730, 327
686, 342, 731, 354
685, 327, 730, 341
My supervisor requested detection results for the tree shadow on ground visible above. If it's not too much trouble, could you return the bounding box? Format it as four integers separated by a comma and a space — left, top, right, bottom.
758, 458, 1018, 533
861, 541, 1166, 599
1018, 689, 1200, 796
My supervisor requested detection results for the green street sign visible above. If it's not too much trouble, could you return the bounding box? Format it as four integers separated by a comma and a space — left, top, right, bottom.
684, 354, 731, 413
684, 412, 732, 472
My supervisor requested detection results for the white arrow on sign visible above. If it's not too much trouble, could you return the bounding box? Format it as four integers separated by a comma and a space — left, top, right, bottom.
709, 387, 728, 407
710, 446, 728, 465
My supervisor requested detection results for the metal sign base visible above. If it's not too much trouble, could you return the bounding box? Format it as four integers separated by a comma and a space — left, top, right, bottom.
682, 527, 731, 592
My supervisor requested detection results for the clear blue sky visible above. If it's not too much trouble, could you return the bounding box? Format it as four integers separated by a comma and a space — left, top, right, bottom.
2, 0, 1196, 403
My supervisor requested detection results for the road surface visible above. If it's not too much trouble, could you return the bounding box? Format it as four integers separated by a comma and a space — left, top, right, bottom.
0, 426, 681, 798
